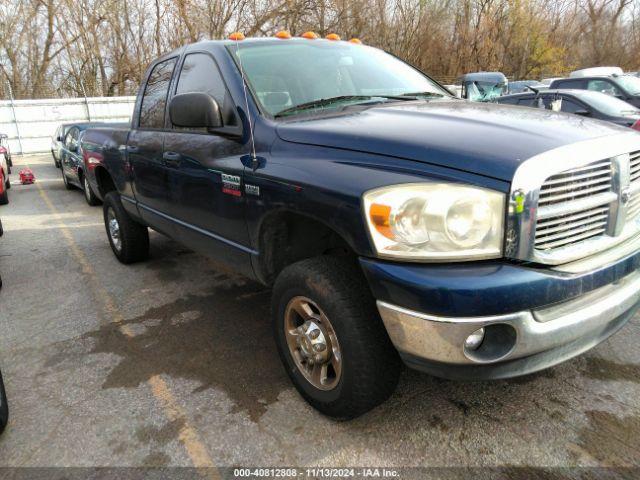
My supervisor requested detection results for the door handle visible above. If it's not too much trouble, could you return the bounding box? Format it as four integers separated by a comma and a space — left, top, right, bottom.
162, 151, 181, 168
126, 145, 139, 153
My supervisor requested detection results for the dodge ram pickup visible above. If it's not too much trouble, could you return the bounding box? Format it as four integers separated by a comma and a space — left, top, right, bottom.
82, 34, 640, 419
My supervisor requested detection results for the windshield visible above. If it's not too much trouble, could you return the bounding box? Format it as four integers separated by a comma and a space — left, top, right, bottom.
616, 75, 640, 95
579, 90, 640, 116
465, 81, 507, 101
228, 40, 450, 116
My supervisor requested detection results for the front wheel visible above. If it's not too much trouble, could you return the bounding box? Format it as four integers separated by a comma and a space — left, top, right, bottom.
83, 175, 100, 206
272, 256, 401, 420
103, 192, 149, 264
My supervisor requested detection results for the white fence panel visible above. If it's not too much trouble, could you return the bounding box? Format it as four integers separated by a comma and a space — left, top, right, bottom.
0, 96, 135, 155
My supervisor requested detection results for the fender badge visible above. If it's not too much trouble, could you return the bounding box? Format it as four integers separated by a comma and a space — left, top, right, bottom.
245, 184, 260, 196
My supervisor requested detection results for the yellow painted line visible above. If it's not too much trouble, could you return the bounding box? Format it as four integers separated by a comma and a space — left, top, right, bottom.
34, 174, 220, 477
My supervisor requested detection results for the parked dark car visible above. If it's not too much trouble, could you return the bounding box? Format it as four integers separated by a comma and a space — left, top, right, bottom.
51, 123, 74, 168
496, 89, 640, 130
550, 74, 640, 108
83, 36, 640, 419
59, 122, 126, 205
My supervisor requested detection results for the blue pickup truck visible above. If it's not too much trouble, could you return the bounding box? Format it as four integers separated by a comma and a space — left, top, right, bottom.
82, 36, 640, 419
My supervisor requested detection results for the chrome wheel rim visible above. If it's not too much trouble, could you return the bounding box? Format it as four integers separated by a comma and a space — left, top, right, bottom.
107, 208, 122, 252
284, 296, 342, 391
84, 177, 91, 201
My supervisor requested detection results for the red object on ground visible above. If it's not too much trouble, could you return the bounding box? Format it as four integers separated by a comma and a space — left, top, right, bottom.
19, 168, 35, 185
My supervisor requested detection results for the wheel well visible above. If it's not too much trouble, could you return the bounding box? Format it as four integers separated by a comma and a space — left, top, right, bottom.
95, 166, 116, 197
257, 211, 355, 285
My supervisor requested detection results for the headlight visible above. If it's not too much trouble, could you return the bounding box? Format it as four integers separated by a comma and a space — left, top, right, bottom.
363, 183, 505, 261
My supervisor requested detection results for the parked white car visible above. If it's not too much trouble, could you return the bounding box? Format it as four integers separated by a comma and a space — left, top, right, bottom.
570, 66, 623, 78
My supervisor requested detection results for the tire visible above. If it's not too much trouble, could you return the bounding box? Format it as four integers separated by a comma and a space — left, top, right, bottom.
61, 169, 73, 190
0, 172, 7, 206
272, 256, 401, 419
82, 175, 100, 206
0, 370, 8, 435
52, 151, 60, 168
103, 192, 149, 264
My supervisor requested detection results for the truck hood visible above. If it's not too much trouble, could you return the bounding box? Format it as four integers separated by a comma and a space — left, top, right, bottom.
276, 100, 626, 182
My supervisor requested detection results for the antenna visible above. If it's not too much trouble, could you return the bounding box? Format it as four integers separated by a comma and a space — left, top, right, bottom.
233, 37, 258, 169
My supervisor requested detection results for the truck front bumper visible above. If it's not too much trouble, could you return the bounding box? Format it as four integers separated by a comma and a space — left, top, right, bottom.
360, 239, 640, 380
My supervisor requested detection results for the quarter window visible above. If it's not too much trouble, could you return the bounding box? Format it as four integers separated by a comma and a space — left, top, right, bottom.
139, 58, 177, 129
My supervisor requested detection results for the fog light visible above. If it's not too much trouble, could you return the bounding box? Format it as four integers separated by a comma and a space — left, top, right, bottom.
464, 327, 485, 350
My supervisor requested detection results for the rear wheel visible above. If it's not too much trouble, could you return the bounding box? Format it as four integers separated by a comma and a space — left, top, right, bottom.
82, 175, 100, 206
103, 192, 149, 264
61, 169, 73, 190
52, 150, 60, 168
272, 256, 401, 419
0, 171, 8, 205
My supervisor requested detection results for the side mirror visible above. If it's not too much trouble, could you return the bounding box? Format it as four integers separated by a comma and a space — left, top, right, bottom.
169, 92, 222, 129
574, 109, 590, 116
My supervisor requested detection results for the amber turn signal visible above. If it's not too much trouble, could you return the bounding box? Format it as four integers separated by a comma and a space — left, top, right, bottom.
369, 203, 393, 239
228, 32, 245, 41
275, 30, 292, 39
325, 33, 341, 41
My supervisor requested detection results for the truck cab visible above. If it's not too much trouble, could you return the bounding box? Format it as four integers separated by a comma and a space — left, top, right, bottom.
458, 72, 508, 101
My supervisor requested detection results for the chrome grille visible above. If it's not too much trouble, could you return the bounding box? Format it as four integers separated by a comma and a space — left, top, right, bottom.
535, 160, 613, 251
628, 151, 640, 220
538, 160, 612, 206
535, 206, 609, 250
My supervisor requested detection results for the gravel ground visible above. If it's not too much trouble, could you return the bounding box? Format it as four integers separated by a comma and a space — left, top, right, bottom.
0, 155, 638, 478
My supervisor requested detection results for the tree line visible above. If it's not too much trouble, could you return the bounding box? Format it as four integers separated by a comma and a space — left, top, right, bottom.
0, 0, 639, 100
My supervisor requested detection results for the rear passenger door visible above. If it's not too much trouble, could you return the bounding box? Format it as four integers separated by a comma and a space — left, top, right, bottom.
162, 52, 253, 276
130, 57, 177, 236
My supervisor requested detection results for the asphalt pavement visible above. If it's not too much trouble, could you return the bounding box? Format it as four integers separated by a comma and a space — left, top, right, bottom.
0, 155, 638, 477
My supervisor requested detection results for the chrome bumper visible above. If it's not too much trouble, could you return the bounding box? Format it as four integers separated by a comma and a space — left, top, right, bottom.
378, 269, 640, 367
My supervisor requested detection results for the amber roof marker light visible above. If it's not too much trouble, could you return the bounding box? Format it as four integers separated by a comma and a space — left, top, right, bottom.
301, 31, 319, 39
325, 33, 341, 41
349, 38, 362, 44
228, 32, 245, 41
275, 30, 292, 39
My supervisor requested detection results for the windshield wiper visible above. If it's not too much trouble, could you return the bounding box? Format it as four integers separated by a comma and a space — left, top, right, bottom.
395, 91, 445, 98
275, 95, 373, 117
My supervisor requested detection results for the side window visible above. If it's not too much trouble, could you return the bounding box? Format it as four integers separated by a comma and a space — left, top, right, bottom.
175, 53, 237, 126
498, 97, 519, 105
587, 79, 621, 96
554, 79, 585, 89
517, 96, 541, 107
65, 128, 78, 148
139, 58, 177, 129
558, 98, 586, 113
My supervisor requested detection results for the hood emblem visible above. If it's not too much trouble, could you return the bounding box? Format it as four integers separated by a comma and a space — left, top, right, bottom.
621, 187, 631, 206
